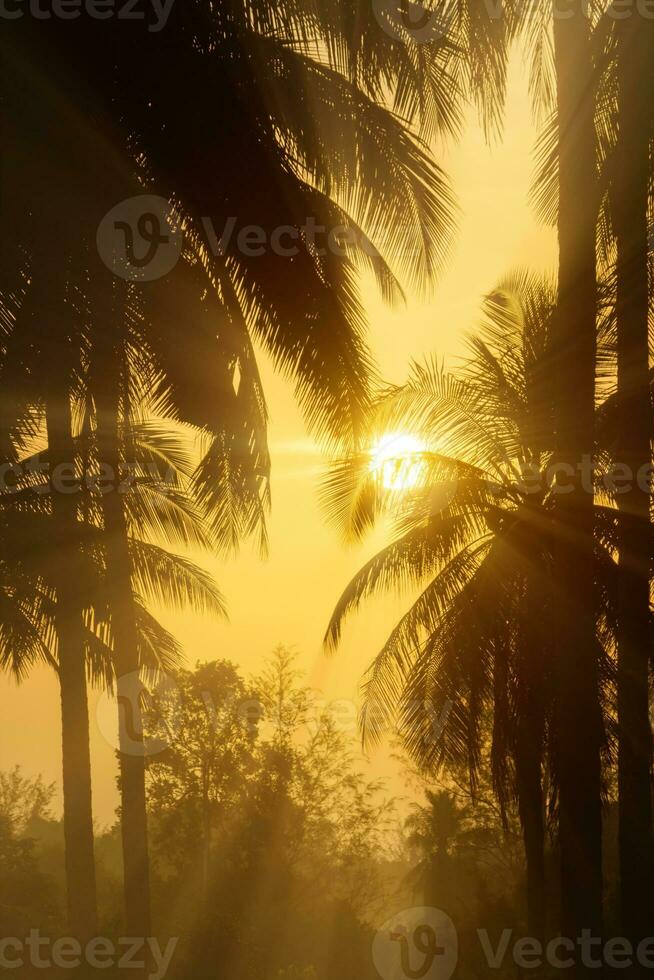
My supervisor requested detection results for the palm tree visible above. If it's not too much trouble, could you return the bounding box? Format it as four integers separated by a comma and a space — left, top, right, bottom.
80, 256, 270, 939
0, 374, 229, 938
608, 13, 654, 947
0, 496, 103, 939
2, 0, 513, 941
405, 790, 469, 908
524, 0, 629, 949
532, 10, 654, 945
6, 0, 463, 444
0, 234, 253, 938
548, 3, 604, 955
3, 0, 468, 938
41, 245, 100, 942
323, 273, 618, 941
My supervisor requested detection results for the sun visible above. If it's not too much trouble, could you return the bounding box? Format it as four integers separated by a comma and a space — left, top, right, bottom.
369, 433, 427, 491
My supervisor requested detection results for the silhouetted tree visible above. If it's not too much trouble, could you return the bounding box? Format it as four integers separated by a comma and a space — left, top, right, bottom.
324, 273, 621, 942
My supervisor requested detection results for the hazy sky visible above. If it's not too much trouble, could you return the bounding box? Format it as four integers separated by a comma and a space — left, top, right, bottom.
0, 50, 557, 825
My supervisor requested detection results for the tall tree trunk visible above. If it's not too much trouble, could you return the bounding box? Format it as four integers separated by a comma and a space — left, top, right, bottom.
614, 13, 654, 959
202, 784, 212, 903
552, 3, 603, 969
46, 377, 99, 943
94, 315, 152, 941
515, 694, 546, 941
516, 573, 546, 942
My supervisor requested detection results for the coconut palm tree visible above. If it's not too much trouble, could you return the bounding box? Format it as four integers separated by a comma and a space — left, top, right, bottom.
0, 0, 516, 944
4, 0, 463, 445
97, 284, 270, 937
523, 0, 628, 948
2, 0, 467, 937
532, 9, 654, 944
1, 230, 262, 937
604, 13, 654, 947
323, 272, 620, 941
405, 790, 470, 908
547, 2, 604, 953
0, 382, 229, 939
0, 487, 106, 938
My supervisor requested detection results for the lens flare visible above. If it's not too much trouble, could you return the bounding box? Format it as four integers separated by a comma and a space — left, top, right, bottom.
369, 433, 427, 491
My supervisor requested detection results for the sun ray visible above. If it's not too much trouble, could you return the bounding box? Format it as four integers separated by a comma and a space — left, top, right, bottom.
369, 433, 427, 491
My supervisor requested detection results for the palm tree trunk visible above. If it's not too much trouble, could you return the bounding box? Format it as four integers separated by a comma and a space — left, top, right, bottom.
552, 3, 603, 968
46, 383, 99, 943
94, 331, 152, 941
614, 13, 654, 957
516, 575, 546, 941
516, 704, 546, 941
106, 492, 153, 941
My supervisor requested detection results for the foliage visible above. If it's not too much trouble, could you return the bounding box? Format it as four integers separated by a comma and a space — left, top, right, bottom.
0, 770, 60, 937
0, 718, 552, 980
322, 272, 621, 804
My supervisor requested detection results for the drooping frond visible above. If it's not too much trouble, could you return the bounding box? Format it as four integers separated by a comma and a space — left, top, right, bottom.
127, 540, 228, 620
324, 514, 488, 652
359, 537, 492, 749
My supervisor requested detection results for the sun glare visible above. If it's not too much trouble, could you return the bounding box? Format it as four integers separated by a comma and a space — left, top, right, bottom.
369, 433, 427, 491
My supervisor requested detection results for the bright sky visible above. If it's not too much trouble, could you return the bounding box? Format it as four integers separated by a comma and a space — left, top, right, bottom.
0, 49, 557, 825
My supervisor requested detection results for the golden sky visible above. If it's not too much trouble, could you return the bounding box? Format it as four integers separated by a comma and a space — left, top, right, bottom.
0, 50, 557, 825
